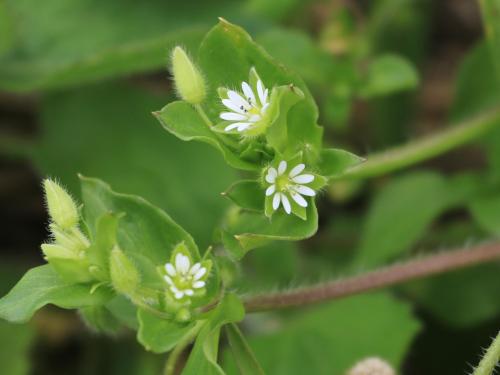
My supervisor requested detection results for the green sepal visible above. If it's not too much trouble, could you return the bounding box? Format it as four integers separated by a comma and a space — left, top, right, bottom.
222, 180, 264, 212
43, 252, 94, 284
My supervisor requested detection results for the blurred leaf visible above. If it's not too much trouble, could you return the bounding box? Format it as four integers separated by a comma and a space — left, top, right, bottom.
0, 0, 254, 91
0, 320, 33, 375
403, 263, 500, 327
223, 180, 264, 212
79, 305, 122, 334
479, 0, 500, 75
225, 323, 265, 375
356, 172, 451, 267
137, 309, 195, 353
469, 191, 500, 236
225, 293, 420, 374
106, 295, 139, 330
318, 148, 364, 178
35, 83, 235, 248
358, 54, 419, 98
0, 265, 113, 323
247, 0, 302, 22
183, 294, 245, 375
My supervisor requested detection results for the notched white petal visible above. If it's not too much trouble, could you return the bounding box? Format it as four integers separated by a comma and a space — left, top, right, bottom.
220, 112, 246, 121
193, 280, 205, 289
291, 192, 308, 207
266, 168, 277, 183
293, 185, 316, 196
190, 263, 201, 275
165, 263, 176, 277
222, 99, 244, 114
242, 81, 256, 104
175, 253, 190, 274
163, 275, 174, 285
194, 267, 207, 280
278, 161, 287, 175
266, 185, 276, 196
281, 193, 291, 214
272, 192, 281, 210
289, 163, 305, 177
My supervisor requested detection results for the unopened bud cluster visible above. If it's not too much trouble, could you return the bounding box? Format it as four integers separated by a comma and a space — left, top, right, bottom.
41, 179, 93, 283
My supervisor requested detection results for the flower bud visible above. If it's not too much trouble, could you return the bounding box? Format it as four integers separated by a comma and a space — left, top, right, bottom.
110, 247, 140, 295
347, 357, 395, 375
171, 46, 206, 104
43, 179, 79, 230
41, 244, 94, 283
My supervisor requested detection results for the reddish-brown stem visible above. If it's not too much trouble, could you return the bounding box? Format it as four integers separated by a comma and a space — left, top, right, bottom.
244, 242, 500, 313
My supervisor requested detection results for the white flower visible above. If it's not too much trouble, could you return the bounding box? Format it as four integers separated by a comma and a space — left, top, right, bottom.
220, 79, 269, 132
163, 253, 207, 300
265, 161, 316, 214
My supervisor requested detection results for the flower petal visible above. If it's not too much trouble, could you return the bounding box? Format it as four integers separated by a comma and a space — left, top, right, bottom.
237, 123, 251, 131
175, 253, 190, 274
163, 275, 174, 285
225, 122, 250, 131
242, 81, 256, 104
174, 291, 184, 299
194, 267, 207, 280
293, 185, 316, 196
190, 262, 201, 275
222, 99, 244, 114
262, 88, 269, 104
292, 174, 314, 184
184, 289, 194, 296
165, 263, 176, 277
291, 192, 308, 207
278, 161, 287, 175
220, 112, 247, 121
289, 163, 305, 177
193, 281, 205, 289
228, 90, 250, 110
248, 114, 261, 122
265, 184, 276, 196
261, 103, 269, 113
281, 193, 291, 214
257, 80, 268, 106
266, 168, 277, 183
272, 192, 281, 210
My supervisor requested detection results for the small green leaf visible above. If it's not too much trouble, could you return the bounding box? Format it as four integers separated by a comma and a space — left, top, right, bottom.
469, 191, 500, 236
223, 180, 264, 212
225, 323, 265, 375
318, 148, 364, 178
0, 265, 113, 323
155, 101, 258, 171
358, 54, 419, 98
137, 308, 195, 353
183, 293, 245, 375
222, 202, 318, 259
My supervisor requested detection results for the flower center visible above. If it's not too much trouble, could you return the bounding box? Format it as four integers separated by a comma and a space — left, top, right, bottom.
276, 175, 290, 192
176, 273, 194, 289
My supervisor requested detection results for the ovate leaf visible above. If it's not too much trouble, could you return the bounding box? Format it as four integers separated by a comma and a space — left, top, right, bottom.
223, 180, 264, 213
318, 148, 364, 178
225, 323, 265, 375
0, 265, 113, 323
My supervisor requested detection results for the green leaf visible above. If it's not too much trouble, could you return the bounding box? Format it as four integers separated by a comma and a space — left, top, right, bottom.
223, 180, 264, 212
358, 54, 419, 98
79, 305, 122, 334
0, 0, 249, 91
222, 201, 318, 259
198, 19, 323, 155
137, 309, 195, 353
225, 293, 419, 375
35, 83, 236, 249
403, 263, 500, 327
469, 191, 500, 236
0, 265, 113, 323
0, 320, 34, 375
318, 148, 364, 178
225, 323, 265, 375
183, 294, 245, 375
479, 0, 500, 76
155, 101, 257, 171
355, 171, 451, 268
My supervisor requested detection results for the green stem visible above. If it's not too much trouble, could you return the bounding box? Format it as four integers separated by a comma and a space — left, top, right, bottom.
243, 241, 500, 312
473, 331, 500, 375
164, 320, 205, 375
194, 104, 240, 149
335, 107, 500, 180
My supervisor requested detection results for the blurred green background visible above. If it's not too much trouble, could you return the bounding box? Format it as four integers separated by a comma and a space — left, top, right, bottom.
1, 0, 499, 374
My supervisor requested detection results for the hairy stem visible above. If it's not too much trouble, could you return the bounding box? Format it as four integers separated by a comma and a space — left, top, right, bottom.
195, 104, 213, 127
164, 320, 205, 375
335, 107, 500, 180
244, 241, 500, 312
473, 331, 500, 375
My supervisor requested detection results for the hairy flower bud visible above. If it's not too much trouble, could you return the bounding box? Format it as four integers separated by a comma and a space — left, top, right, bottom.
347, 357, 395, 375
43, 179, 79, 230
110, 247, 140, 295
171, 46, 206, 104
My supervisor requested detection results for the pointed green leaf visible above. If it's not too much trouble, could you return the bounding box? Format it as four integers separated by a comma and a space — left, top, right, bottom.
225, 323, 265, 375
319, 148, 365, 178
223, 180, 264, 213
0, 265, 113, 323
155, 101, 258, 171
137, 308, 195, 353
